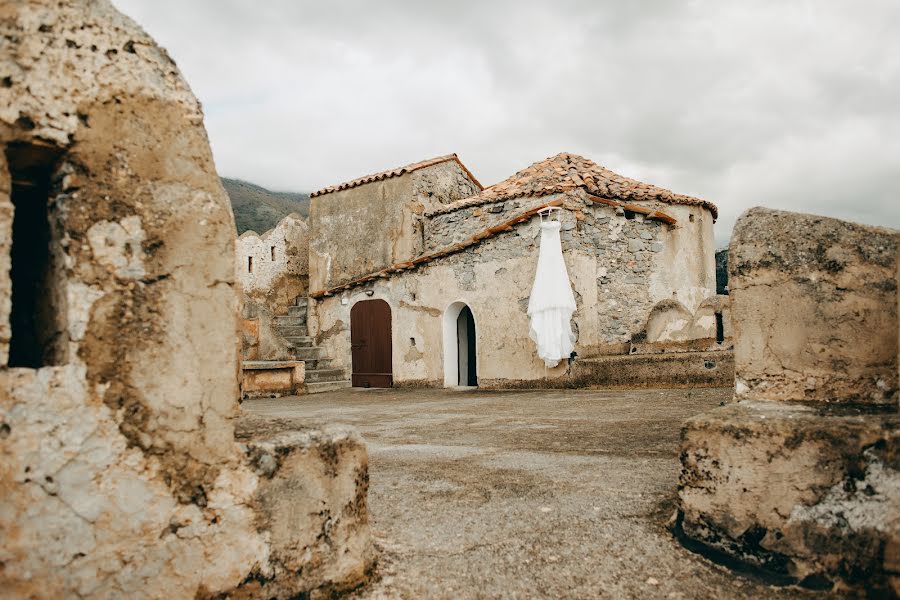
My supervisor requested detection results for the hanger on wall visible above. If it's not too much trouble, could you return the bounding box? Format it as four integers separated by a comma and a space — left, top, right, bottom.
538, 206, 562, 223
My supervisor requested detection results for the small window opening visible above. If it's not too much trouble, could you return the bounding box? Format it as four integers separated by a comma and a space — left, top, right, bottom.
715, 312, 724, 343
248, 256, 253, 272
624, 210, 637, 221
6, 142, 65, 368
689, 214, 695, 222
270, 246, 275, 261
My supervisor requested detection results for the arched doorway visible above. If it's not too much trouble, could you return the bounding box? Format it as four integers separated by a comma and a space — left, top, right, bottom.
443, 302, 477, 387
350, 299, 393, 388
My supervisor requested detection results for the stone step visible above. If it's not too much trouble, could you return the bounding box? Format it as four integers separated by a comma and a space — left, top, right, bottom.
274, 315, 305, 327
305, 368, 347, 383
295, 297, 309, 307
277, 325, 308, 337
305, 380, 352, 394
302, 358, 332, 371
290, 346, 324, 361
284, 334, 312, 345
288, 305, 308, 317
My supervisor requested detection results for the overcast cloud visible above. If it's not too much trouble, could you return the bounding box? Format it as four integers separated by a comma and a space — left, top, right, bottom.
112, 0, 900, 245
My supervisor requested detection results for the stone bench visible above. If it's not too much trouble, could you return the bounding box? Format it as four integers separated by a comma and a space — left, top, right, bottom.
242, 360, 305, 398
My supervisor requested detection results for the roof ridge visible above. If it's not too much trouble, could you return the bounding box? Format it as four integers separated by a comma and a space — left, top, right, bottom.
427, 152, 717, 219
310, 153, 482, 198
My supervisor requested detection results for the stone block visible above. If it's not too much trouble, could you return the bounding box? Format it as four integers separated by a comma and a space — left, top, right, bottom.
235, 417, 376, 598
679, 400, 899, 592
730, 207, 898, 405
627, 238, 645, 253
242, 360, 305, 398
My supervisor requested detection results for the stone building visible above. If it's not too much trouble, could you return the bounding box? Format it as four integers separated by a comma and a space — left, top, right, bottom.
0, 1, 372, 597
309, 153, 482, 294
308, 152, 731, 389
236, 212, 309, 360
678, 208, 899, 594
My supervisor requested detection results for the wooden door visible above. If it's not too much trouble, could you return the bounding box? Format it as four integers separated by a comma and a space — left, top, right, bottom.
350, 299, 393, 388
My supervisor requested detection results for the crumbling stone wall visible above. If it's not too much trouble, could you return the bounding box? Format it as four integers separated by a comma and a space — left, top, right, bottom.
0, 2, 372, 597
730, 208, 898, 404
411, 159, 480, 206
236, 214, 308, 360
678, 208, 899, 594
236, 213, 309, 309
309, 161, 480, 293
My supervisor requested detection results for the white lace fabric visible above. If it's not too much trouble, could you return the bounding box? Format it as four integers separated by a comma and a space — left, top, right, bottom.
527, 219, 576, 367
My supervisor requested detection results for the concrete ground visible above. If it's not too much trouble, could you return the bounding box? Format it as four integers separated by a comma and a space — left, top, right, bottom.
243, 388, 835, 600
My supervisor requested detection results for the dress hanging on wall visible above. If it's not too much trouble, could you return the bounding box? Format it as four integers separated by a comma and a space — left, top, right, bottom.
527, 208, 576, 368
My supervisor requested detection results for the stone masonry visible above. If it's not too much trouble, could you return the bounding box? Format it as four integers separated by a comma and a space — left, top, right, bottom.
0, 2, 373, 597
678, 208, 899, 595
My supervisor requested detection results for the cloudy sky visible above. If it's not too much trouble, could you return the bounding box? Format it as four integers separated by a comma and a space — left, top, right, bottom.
113, 0, 899, 245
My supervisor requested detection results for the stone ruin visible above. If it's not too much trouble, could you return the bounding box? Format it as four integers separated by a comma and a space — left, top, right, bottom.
678, 207, 899, 594
3, 1, 898, 598
0, 1, 372, 597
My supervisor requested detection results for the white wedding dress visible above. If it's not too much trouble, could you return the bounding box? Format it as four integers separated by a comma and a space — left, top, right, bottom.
527, 219, 577, 368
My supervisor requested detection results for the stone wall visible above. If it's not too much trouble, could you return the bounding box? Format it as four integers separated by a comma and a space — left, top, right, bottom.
236, 213, 308, 361
679, 208, 899, 594
236, 212, 309, 311
0, 2, 372, 597
309, 161, 480, 293
730, 207, 898, 404
411, 159, 480, 207
310, 193, 717, 386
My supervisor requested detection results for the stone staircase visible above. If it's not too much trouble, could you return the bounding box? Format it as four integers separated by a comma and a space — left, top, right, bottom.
274, 297, 351, 394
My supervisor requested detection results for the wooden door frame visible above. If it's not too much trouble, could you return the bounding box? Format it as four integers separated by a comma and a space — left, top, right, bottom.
350, 298, 393, 388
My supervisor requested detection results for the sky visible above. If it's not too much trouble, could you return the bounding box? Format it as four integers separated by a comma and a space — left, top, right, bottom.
112, 0, 900, 246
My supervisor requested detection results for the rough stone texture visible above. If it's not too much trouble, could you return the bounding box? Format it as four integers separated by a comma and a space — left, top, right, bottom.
680, 401, 899, 593
679, 208, 900, 596
311, 190, 717, 387
236, 213, 309, 310
309, 160, 480, 293
730, 207, 898, 405
562, 350, 733, 390
235, 417, 375, 599
0, 2, 372, 597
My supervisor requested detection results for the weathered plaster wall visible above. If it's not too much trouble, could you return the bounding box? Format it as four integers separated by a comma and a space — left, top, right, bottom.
0, 2, 372, 597
730, 207, 898, 404
310, 193, 717, 386
309, 161, 480, 293
645, 295, 731, 344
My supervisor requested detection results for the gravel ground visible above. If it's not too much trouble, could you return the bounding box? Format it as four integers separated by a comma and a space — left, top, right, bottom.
243, 387, 838, 600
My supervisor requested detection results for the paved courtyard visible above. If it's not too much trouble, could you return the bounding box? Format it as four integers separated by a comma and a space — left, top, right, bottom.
243, 388, 831, 600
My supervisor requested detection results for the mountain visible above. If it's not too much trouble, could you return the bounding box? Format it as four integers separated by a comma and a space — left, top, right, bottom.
221, 177, 310, 235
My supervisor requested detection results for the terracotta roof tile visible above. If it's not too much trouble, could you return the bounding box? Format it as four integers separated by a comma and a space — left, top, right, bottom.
427, 152, 717, 219
310, 153, 482, 198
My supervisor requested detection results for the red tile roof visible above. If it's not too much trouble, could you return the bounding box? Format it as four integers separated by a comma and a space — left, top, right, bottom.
427, 152, 717, 219
310, 153, 482, 198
